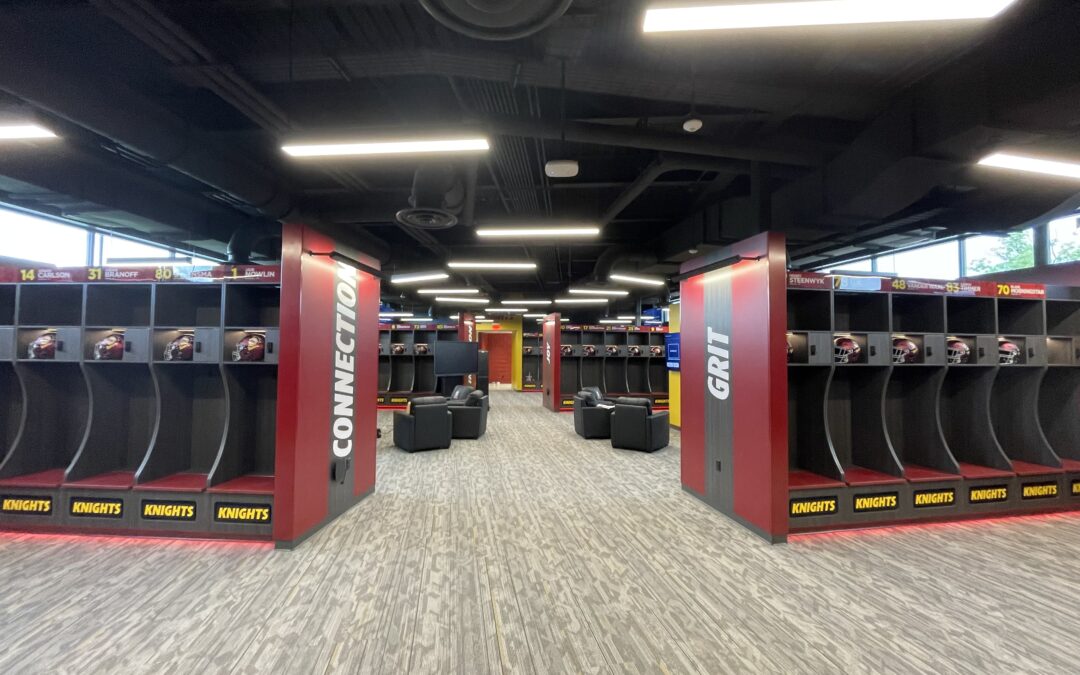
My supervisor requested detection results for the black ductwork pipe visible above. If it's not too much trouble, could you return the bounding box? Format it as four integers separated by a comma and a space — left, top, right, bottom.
419, 0, 573, 41
0, 17, 391, 262
227, 225, 283, 264
590, 247, 659, 284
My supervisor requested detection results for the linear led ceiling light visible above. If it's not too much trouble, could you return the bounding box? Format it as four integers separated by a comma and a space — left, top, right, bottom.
282, 137, 489, 158
379, 312, 413, 318
617, 315, 640, 320
416, 288, 478, 295
475, 225, 600, 238
485, 308, 528, 314
643, 0, 1019, 33
568, 288, 629, 297
390, 271, 450, 285
524, 313, 547, 318
0, 124, 58, 140
435, 296, 489, 304
537, 317, 570, 322
502, 299, 551, 306
475, 319, 494, 324
447, 261, 537, 271
404, 317, 436, 322
600, 319, 633, 324
555, 298, 610, 305
977, 152, 1080, 180
609, 273, 666, 287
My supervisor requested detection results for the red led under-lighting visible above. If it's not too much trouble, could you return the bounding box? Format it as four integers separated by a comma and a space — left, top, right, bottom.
788, 510, 1080, 542
0, 530, 273, 550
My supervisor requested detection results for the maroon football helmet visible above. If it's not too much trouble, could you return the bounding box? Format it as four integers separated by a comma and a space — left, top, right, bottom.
605, 345, 620, 356
787, 340, 795, 363
833, 336, 861, 364
892, 337, 920, 364
561, 345, 574, 356
523, 346, 534, 355
28, 332, 57, 359
164, 333, 194, 361
391, 343, 406, 355
415, 343, 430, 355
946, 339, 972, 365
232, 333, 266, 362
94, 333, 125, 360
650, 346, 663, 357
998, 339, 1021, 365
583, 344, 597, 357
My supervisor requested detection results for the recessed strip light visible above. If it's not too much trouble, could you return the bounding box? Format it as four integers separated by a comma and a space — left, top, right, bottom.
643, 0, 1019, 33
475, 315, 486, 319
450, 314, 460, 320
501, 299, 551, 306
282, 137, 489, 158
475, 319, 494, 324
977, 152, 1080, 180
485, 308, 528, 314
524, 313, 547, 318
555, 298, 609, 305
475, 225, 600, 238
617, 315, 639, 321
379, 312, 413, 318
447, 261, 537, 271
404, 318, 437, 322
416, 288, 478, 295
568, 288, 629, 297
435, 296, 489, 304
600, 319, 633, 324
391, 271, 450, 285
537, 318, 570, 322
0, 124, 58, 140
609, 273, 665, 287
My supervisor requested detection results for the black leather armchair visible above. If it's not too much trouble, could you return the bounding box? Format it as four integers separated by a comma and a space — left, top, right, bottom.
449, 390, 489, 439
573, 388, 613, 439
394, 396, 452, 452
610, 397, 669, 452
447, 385, 475, 407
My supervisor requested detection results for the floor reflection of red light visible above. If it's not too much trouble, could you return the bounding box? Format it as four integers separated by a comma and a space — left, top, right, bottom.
789, 510, 1080, 542
0, 530, 273, 550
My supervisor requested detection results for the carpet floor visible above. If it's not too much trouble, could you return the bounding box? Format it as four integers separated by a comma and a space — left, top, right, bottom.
1, 390, 1079, 674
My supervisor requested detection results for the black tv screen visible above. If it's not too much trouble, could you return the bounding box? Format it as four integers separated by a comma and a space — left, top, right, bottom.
433, 341, 479, 376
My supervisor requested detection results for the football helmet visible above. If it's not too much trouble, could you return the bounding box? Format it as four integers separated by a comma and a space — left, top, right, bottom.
946, 339, 971, 365
583, 345, 597, 357
94, 332, 125, 360
892, 337, 920, 364
833, 336, 861, 364
787, 340, 794, 363
523, 346, 534, 355
649, 346, 663, 357
605, 345, 620, 356
628, 345, 643, 357
998, 339, 1021, 365
391, 343, 406, 355
28, 332, 57, 359
164, 333, 194, 361
232, 333, 266, 362
415, 343, 429, 355
561, 345, 574, 356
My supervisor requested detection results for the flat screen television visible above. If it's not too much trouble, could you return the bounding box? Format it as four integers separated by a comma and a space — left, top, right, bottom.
665, 333, 680, 371
433, 341, 479, 376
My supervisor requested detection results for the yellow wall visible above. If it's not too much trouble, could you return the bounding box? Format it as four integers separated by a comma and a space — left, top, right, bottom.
476, 316, 524, 389
668, 304, 681, 428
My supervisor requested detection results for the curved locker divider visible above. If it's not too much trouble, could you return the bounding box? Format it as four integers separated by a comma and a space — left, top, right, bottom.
378, 355, 392, 391
990, 368, 1062, 473
389, 356, 415, 395
788, 367, 844, 485
1038, 368, 1080, 466
210, 364, 277, 487
414, 356, 436, 393
625, 357, 648, 395
64, 363, 156, 485
828, 366, 904, 484
136, 363, 227, 487
603, 357, 627, 396
646, 358, 667, 395
0, 362, 24, 468
579, 356, 602, 390
0, 363, 89, 483
938, 367, 1013, 477
884, 367, 960, 480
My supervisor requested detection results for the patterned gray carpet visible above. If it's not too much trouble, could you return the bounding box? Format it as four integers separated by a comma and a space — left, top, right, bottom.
1, 390, 1079, 674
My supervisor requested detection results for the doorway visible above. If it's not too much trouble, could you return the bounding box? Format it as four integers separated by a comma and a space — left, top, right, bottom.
480, 332, 514, 384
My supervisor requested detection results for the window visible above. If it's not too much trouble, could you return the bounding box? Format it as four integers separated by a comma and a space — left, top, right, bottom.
99, 234, 179, 265
876, 240, 960, 280
820, 259, 873, 274
965, 229, 1034, 275
1049, 216, 1080, 264
0, 207, 89, 266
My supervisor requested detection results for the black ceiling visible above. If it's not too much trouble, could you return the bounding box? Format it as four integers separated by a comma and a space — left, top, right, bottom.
1, 0, 1079, 316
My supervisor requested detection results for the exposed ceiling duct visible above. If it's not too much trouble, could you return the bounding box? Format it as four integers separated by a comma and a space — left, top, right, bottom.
419, 0, 573, 41
396, 164, 466, 230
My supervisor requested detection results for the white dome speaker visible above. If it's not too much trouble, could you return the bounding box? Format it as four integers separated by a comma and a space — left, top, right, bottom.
545, 159, 579, 178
